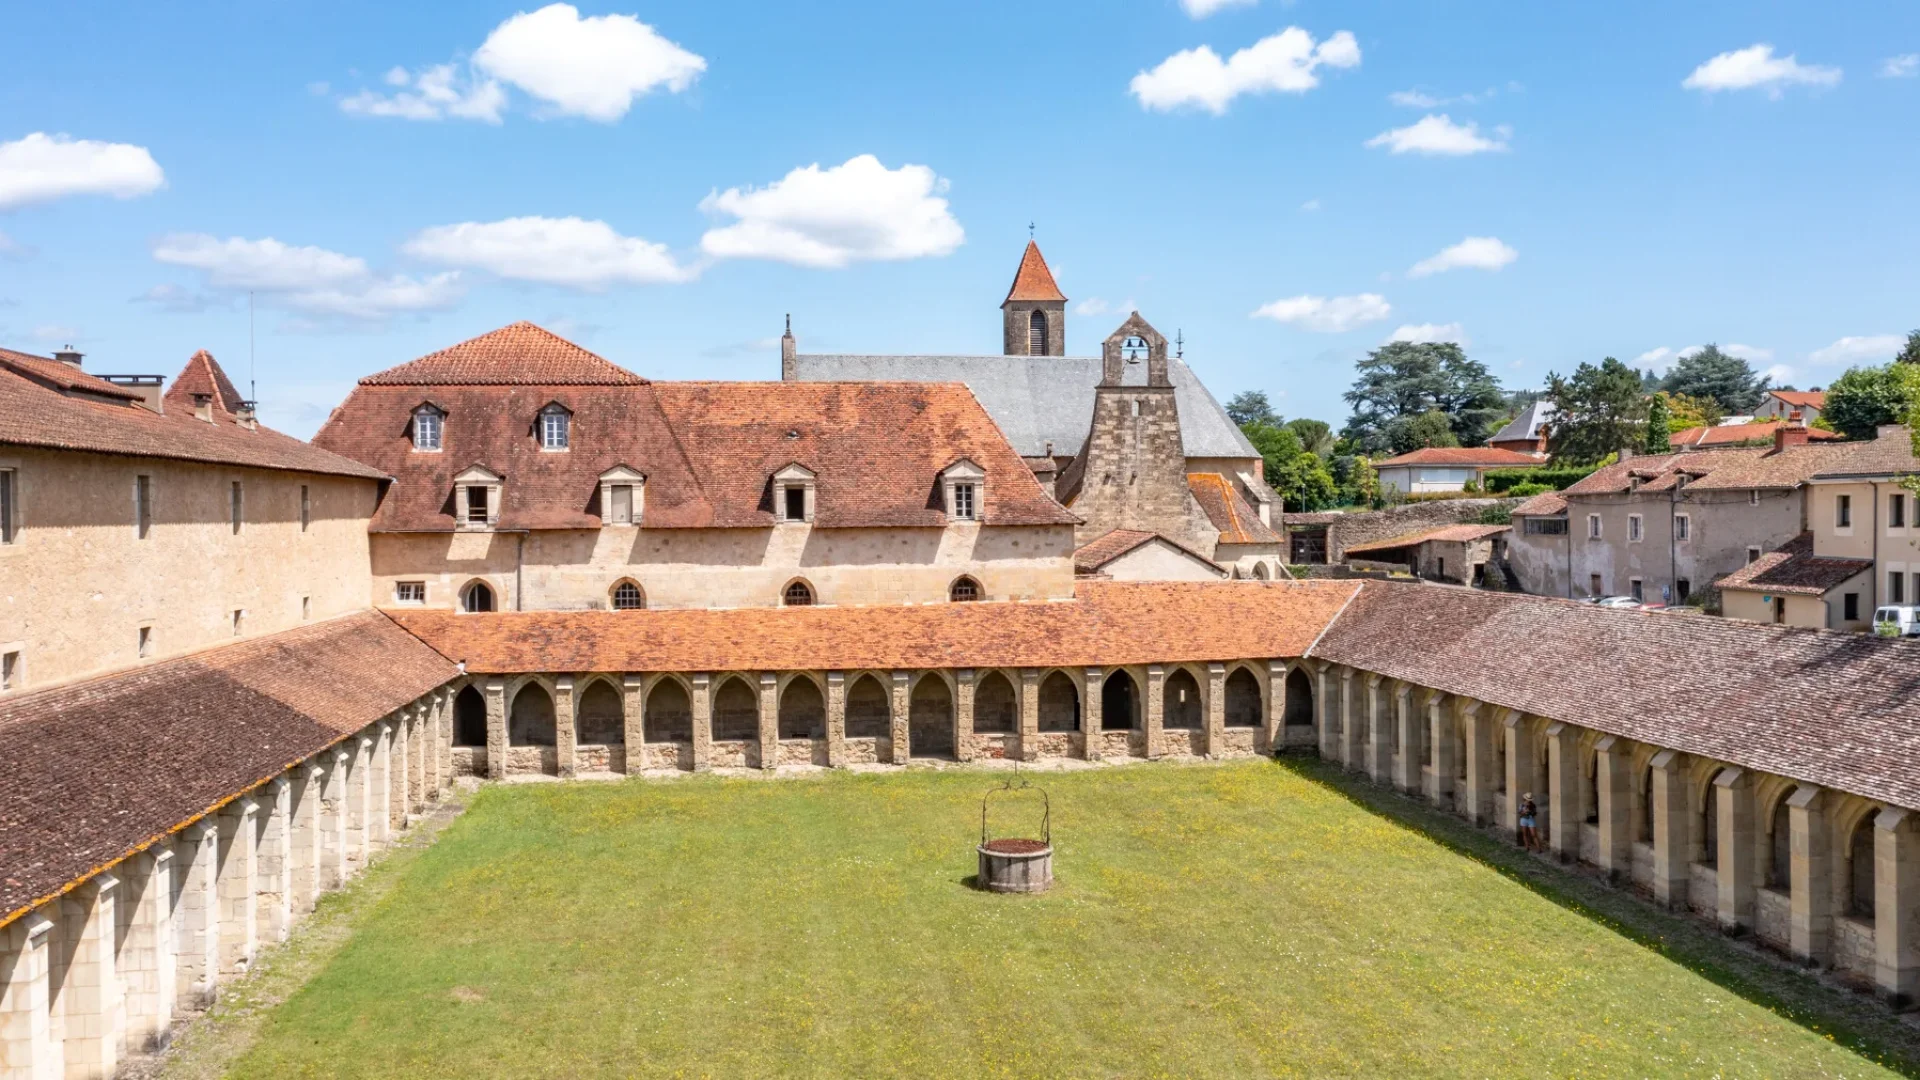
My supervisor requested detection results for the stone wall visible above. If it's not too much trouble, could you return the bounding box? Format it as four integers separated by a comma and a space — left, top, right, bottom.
1311, 499, 1521, 564
1065, 387, 1217, 553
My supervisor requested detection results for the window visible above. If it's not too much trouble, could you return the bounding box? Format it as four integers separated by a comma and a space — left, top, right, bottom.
952, 483, 976, 521
301, 596, 311, 620
0, 468, 13, 544
1891, 571, 1907, 605
413, 408, 442, 451
609, 485, 634, 525
466, 486, 489, 525
1895, 493, 1908, 529
784, 486, 807, 522
783, 580, 814, 606
1589, 573, 1603, 596
137, 626, 152, 658
1677, 579, 1691, 603
230, 481, 243, 534
1674, 514, 1690, 542
1628, 514, 1643, 542
1028, 309, 1047, 355
1845, 592, 1860, 621
231, 609, 244, 636
1747, 547, 1762, 564
1587, 514, 1602, 540
300, 485, 311, 532
1838, 493, 1853, 528
612, 581, 645, 610
395, 581, 426, 605
135, 474, 153, 539
1524, 517, 1568, 536
949, 576, 980, 602
462, 581, 495, 613
1437, 556, 1447, 579
1, 650, 17, 692
539, 407, 570, 450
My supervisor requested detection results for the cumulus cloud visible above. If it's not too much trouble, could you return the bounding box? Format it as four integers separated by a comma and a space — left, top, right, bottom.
405, 216, 696, 288
1299, 198, 1320, 212
131, 283, 228, 314
1883, 54, 1920, 78
1250, 293, 1390, 333
151, 233, 463, 321
1180, 0, 1255, 17
1666, 342, 1774, 365
1130, 27, 1359, 113
698, 155, 964, 269
0, 132, 165, 210
1682, 44, 1841, 96
1761, 363, 1798, 385
1385, 322, 1466, 346
1810, 334, 1905, 366
1634, 347, 1674, 373
1366, 114, 1509, 155
1074, 298, 1115, 318
1408, 236, 1517, 277
1388, 88, 1494, 108
341, 3, 703, 123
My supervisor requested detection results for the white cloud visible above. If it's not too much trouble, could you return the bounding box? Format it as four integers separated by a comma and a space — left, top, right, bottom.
1682, 44, 1841, 96
339, 63, 506, 123
30, 324, 80, 345
698, 155, 964, 269
1074, 298, 1114, 317
1634, 347, 1674, 372
1250, 293, 1390, 333
1723, 343, 1774, 363
473, 4, 704, 121
1388, 88, 1493, 108
1180, 0, 1255, 16
1299, 198, 1321, 212
1408, 236, 1517, 277
0, 132, 165, 210
1761, 363, 1798, 385
1883, 54, 1920, 78
1130, 27, 1360, 113
131, 283, 226, 314
1385, 322, 1466, 346
151, 233, 463, 320
1810, 334, 1904, 366
1365, 114, 1508, 156
405, 216, 695, 288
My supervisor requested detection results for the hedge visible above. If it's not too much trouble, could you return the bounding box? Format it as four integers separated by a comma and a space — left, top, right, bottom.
1480, 465, 1597, 493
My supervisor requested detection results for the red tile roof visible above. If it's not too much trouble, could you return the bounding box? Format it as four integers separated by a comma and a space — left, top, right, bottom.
0, 347, 143, 402
390, 579, 1359, 675
1715, 533, 1875, 596
359, 322, 647, 386
0, 347, 387, 479
1812, 427, 1920, 479
1670, 421, 1840, 448
1343, 523, 1509, 556
0, 612, 456, 929
1511, 492, 1567, 516
1562, 444, 1847, 497
1072, 529, 1220, 574
1004, 241, 1066, 303
1768, 390, 1827, 409
163, 348, 247, 415
1187, 472, 1279, 544
1373, 446, 1545, 467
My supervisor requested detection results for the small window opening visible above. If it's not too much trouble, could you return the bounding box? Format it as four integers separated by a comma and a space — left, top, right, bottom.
783, 580, 814, 606
0, 469, 14, 544
949, 577, 980, 602
301, 596, 311, 620
952, 483, 976, 521
1674, 514, 1689, 542
1, 650, 17, 691
395, 581, 426, 605
137, 626, 152, 658
1838, 493, 1853, 528
135, 475, 153, 539
300, 484, 311, 531
1844, 592, 1860, 621
1677, 579, 1691, 602
413, 409, 442, 451
784, 486, 807, 522
1028, 309, 1047, 355
231, 609, 244, 636
1894, 493, 1908, 529
463, 581, 496, 613
612, 581, 645, 610
539, 409, 570, 450
1746, 546, 1761, 564
609, 484, 634, 525
230, 481, 243, 534
465, 486, 489, 525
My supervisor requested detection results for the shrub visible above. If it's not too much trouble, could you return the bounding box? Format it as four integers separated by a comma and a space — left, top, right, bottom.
1506, 482, 1552, 497
1481, 466, 1598, 493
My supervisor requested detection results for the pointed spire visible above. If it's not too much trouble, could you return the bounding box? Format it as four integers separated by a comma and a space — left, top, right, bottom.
1004, 240, 1066, 304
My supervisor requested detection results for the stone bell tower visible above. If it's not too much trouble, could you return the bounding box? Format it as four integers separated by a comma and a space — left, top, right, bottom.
1001, 240, 1066, 357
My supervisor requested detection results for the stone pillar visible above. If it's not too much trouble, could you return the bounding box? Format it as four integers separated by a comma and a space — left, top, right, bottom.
1595, 736, 1634, 879
555, 676, 577, 779
407, 704, 426, 812
173, 822, 218, 1005
371, 722, 394, 847
1017, 669, 1040, 763
1315, 664, 1340, 760
288, 762, 324, 915
825, 672, 848, 768
255, 777, 293, 946
437, 689, 454, 796
1786, 785, 1831, 967
1874, 806, 1920, 1003
1501, 711, 1531, 834
1545, 722, 1580, 859
1360, 675, 1387, 782
1143, 665, 1165, 760
347, 734, 373, 876
1082, 668, 1104, 762
484, 677, 507, 781
757, 673, 779, 771
621, 675, 646, 771
1264, 661, 1287, 755
690, 673, 712, 772
117, 846, 174, 1052
57, 875, 123, 1079
889, 672, 912, 765
1461, 701, 1495, 826
0, 913, 55, 1079
954, 669, 976, 764
1339, 670, 1363, 770
388, 711, 408, 827
1714, 767, 1757, 934
424, 694, 443, 799
1394, 686, 1424, 794
215, 798, 258, 974
1427, 692, 1455, 807
1648, 749, 1691, 910
322, 748, 351, 889
1204, 663, 1227, 758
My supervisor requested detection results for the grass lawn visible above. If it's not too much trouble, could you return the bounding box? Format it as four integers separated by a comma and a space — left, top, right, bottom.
211, 760, 1920, 1078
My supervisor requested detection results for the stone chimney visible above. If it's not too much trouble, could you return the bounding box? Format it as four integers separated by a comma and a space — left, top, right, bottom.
779, 314, 797, 381
235, 399, 258, 430
1773, 410, 1811, 454
1619, 446, 1635, 463
191, 392, 215, 423
52, 347, 83, 368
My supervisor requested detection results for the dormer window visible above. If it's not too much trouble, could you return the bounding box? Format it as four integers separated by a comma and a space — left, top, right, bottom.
773, 463, 816, 524
453, 464, 503, 530
538, 404, 571, 451
598, 466, 646, 526
465, 487, 489, 524
940, 458, 986, 522
412, 406, 444, 452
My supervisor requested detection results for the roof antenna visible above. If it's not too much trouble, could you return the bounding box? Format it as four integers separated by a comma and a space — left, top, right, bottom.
248, 290, 257, 404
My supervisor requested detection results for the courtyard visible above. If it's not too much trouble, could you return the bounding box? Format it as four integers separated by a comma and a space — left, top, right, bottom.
172, 760, 1919, 1078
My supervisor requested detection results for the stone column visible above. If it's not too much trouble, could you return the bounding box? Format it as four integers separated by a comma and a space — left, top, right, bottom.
215, 798, 258, 974
757, 673, 779, 771
1143, 665, 1165, 760
1315, 664, 1340, 761
1874, 806, 1920, 1003
173, 822, 218, 1005
889, 672, 912, 765
621, 675, 646, 771
1461, 701, 1496, 826
1204, 663, 1227, 759
437, 689, 454, 796
1082, 668, 1104, 762
0, 913, 55, 1079
117, 845, 174, 1052
1648, 749, 1691, 910
255, 776, 293, 946
1714, 767, 1756, 934
288, 761, 323, 914
407, 704, 426, 812
954, 669, 976, 764
1339, 670, 1364, 770
424, 694, 444, 799
1545, 722, 1580, 859
1264, 660, 1287, 755
1427, 693, 1456, 807
1017, 669, 1040, 763
825, 672, 848, 768
1787, 785, 1831, 967
1595, 736, 1634, 879
371, 722, 394, 847
1501, 711, 1531, 834
1394, 686, 1425, 794
554, 677, 577, 779
690, 673, 712, 772
322, 747, 351, 889
347, 734, 373, 876
484, 677, 507, 781
1359, 675, 1385, 782
57, 874, 123, 1079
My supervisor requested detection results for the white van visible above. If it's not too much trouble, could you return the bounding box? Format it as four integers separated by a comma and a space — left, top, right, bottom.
1873, 606, 1920, 637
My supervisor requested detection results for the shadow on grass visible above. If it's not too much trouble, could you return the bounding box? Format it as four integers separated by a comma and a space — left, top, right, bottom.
1270, 754, 1920, 1078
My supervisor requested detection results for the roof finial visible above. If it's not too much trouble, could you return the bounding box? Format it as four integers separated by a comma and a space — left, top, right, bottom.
1175, 329, 1184, 359
1028, 220, 1035, 240
784, 312, 791, 334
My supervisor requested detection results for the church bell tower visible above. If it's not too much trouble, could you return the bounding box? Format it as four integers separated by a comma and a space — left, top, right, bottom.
1001, 240, 1066, 356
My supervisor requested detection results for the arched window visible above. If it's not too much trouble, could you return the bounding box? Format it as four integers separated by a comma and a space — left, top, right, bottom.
611, 581, 645, 611
1038, 671, 1080, 733
1028, 309, 1047, 355
1640, 766, 1655, 843
778, 678, 826, 740
1701, 783, 1720, 865
949, 576, 980, 602
783, 579, 814, 607
1103, 670, 1139, 732
1769, 797, 1792, 890
845, 674, 891, 739
462, 580, 495, 613
1283, 667, 1315, 728
1252, 562, 1270, 581
509, 683, 556, 747
908, 675, 956, 759
1850, 819, 1876, 918
711, 677, 758, 741
644, 679, 692, 743
576, 681, 624, 746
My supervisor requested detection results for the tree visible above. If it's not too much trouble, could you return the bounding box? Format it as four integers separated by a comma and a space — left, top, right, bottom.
1387, 409, 1460, 455
1225, 390, 1279, 427
1330, 454, 1378, 508
1284, 417, 1335, 458
1241, 421, 1337, 512
1659, 345, 1769, 414
1823, 363, 1920, 440
1663, 391, 1724, 430
1543, 357, 1648, 464
1643, 392, 1672, 454
1897, 330, 1920, 366
1340, 341, 1506, 455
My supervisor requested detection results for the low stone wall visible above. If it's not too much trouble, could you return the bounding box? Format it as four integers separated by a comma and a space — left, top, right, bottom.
1836, 916, 1877, 980
1631, 841, 1656, 890
505, 746, 557, 775
710, 739, 759, 769
966, 733, 1018, 760
577, 744, 625, 773
450, 745, 486, 777
844, 736, 886, 764
1690, 863, 1719, 917
1757, 888, 1793, 951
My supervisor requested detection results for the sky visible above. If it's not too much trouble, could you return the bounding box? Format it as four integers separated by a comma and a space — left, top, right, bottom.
3, 1, 1918, 438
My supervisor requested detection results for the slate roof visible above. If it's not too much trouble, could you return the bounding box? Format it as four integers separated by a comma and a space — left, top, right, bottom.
1670, 421, 1840, 449
1188, 472, 1279, 544
1373, 447, 1545, 467
1488, 401, 1554, 445
1072, 529, 1222, 575
1715, 533, 1875, 596
1308, 581, 1920, 812
360, 322, 647, 386
1004, 240, 1066, 303
0, 612, 456, 928
787, 353, 1259, 461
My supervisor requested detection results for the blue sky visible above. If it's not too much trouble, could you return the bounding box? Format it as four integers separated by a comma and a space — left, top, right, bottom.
3, 1, 1918, 437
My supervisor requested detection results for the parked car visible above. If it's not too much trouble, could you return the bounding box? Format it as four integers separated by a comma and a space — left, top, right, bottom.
1636, 603, 1670, 612
1874, 606, 1920, 637
1590, 596, 1642, 609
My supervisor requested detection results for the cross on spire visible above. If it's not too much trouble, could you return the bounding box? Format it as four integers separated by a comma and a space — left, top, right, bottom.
1028, 220, 1035, 239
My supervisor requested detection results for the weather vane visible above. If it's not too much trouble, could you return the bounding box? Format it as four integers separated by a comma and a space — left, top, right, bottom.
1175, 329, 1184, 359
1028, 220, 1035, 239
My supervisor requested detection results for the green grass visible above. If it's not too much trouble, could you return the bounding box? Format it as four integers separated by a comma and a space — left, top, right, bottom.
216, 760, 1920, 1078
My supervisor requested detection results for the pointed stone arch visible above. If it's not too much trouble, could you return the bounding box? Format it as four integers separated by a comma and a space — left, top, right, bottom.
575, 677, 625, 746
909, 672, 956, 759
1037, 669, 1081, 733
778, 675, 827, 740
644, 675, 693, 744
711, 675, 759, 742
974, 670, 1017, 735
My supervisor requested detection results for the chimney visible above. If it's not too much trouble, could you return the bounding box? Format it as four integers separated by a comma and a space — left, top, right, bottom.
101, 374, 165, 413
52, 346, 83, 368
236, 399, 258, 430
1773, 410, 1811, 453
1619, 446, 1635, 464
191, 392, 214, 423
779, 314, 797, 381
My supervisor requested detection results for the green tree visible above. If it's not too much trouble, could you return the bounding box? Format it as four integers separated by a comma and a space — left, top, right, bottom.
1386, 409, 1460, 455
1643, 392, 1672, 454
1897, 330, 1920, 365
1664, 391, 1724, 430
1659, 345, 1770, 414
1284, 417, 1335, 458
1340, 341, 1506, 455
1823, 363, 1920, 440
1330, 454, 1378, 508
1225, 390, 1279, 427
1241, 421, 1337, 512
1544, 357, 1648, 464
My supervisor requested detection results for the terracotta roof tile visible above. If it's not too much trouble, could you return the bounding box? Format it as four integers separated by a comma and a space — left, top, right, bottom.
0, 612, 456, 928
1670, 421, 1840, 448
1004, 241, 1066, 303
1072, 529, 1220, 574
1373, 446, 1545, 467
1187, 472, 1279, 544
1812, 427, 1920, 479
0, 348, 142, 402
1343, 523, 1509, 556
163, 349, 247, 415
359, 322, 647, 386
1511, 492, 1567, 516
1768, 390, 1827, 409
1715, 533, 1875, 596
